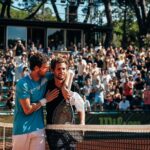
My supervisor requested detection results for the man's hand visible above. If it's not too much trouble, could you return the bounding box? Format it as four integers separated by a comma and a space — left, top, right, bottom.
61, 86, 71, 100
45, 89, 59, 103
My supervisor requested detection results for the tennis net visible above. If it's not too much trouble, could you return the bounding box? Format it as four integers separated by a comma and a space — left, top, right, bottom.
0, 122, 12, 150
0, 123, 150, 150
46, 124, 150, 150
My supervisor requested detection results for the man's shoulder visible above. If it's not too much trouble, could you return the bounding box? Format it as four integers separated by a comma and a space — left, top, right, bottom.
17, 75, 28, 84
45, 72, 53, 80
16, 76, 30, 90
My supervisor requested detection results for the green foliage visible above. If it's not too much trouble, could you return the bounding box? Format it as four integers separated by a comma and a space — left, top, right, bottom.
34, 7, 57, 21
113, 19, 139, 47
113, 21, 123, 35
10, 8, 29, 19
0, 1, 56, 21
143, 34, 150, 48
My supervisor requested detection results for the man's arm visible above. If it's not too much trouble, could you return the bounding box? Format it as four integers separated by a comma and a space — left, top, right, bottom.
61, 69, 75, 100
78, 111, 85, 125
70, 92, 85, 125
20, 89, 59, 115
20, 98, 42, 115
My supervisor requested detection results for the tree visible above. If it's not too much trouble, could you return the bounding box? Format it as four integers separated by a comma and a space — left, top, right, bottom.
102, 0, 113, 48
117, 0, 150, 48
0, 0, 12, 18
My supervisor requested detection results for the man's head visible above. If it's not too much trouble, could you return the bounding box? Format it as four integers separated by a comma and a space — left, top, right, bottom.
29, 52, 49, 77
51, 57, 69, 81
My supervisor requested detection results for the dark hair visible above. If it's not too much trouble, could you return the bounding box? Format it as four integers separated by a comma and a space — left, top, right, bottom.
23, 66, 28, 72
29, 52, 48, 71
51, 57, 68, 70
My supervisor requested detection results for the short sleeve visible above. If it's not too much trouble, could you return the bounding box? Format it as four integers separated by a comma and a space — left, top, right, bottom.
16, 80, 30, 99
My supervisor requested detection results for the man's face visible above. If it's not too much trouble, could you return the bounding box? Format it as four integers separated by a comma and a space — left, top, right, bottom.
38, 62, 49, 77
53, 63, 67, 81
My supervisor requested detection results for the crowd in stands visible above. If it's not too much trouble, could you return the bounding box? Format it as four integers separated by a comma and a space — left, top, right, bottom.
0, 39, 150, 112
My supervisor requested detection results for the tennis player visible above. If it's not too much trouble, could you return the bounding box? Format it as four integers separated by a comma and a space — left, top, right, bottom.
12, 52, 60, 150
45, 57, 85, 150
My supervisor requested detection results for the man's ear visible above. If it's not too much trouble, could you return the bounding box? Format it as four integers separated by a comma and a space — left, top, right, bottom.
34, 66, 39, 71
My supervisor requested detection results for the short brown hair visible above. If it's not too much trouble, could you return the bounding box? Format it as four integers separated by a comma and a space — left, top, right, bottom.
29, 52, 48, 71
51, 57, 69, 70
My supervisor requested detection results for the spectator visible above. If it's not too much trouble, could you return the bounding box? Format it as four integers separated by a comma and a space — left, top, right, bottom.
118, 96, 130, 111
145, 71, 150, 87
37, 44, 44, 53
77, 55, 87, 87
113, 88, 122, 105
5, 63, 15, 87
123, 77, 134, 102
134, 73, 145, 99
6, 90, 15, 111
15, 54, 28, 81
21, 66, 29, 78
93, 78, 104, 111
13, 40, 26, 56
131, 95, 144, 110
103, 93, 115, 111
83, 95, 91, 112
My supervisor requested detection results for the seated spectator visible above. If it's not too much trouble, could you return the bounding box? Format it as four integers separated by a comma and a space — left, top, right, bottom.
118, 96, 130, 111
6, 90, 15, 111
134, 73, 145, 99
143, 86, 150, 110
103, 93, 116, 111
130, 96, 144, 110
113, 88, 122, 105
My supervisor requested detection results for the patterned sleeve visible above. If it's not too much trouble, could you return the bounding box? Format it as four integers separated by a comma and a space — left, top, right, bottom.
16, 80, 30, 99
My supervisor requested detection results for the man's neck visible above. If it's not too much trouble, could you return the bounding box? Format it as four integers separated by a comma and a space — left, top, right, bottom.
30, 72, 40, 81
54, 78, 64, 88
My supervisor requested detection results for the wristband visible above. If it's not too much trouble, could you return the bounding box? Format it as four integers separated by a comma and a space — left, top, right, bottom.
40, 98, 47, 106
80, 121, 85, 125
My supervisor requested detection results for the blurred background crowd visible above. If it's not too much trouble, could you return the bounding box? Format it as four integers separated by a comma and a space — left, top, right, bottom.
0, 40, 150, 112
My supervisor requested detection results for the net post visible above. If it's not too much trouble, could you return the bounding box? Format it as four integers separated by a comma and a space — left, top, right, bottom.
3, 126, 6, 150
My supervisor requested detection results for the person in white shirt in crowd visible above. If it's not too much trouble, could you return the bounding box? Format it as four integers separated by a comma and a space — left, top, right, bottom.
15, 53, 28, 82
131, 66, 140, 80
93, 77, 105, 111
21, 66, 29, 78
83, 95, 91, 113
82, 78, 93, 100
118, 96, 130, 111
115, 56, 125, 78
77, 55, 87, 87
37, 44, 44, 53
107, 62, 117, 78
100, 69, 112, 92
30, 42, 37, 52
91, 62, 101, 86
